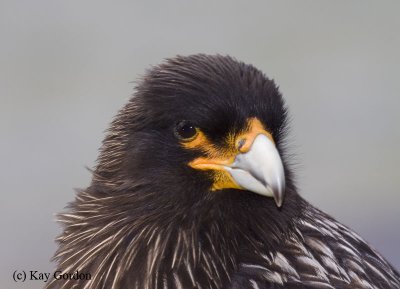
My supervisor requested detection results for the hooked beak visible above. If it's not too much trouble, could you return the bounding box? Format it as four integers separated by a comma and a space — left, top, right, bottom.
188, 118, 286, 207
224, 134, 285, 207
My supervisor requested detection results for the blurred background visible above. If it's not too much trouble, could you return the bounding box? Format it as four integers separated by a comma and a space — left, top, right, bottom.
1, 1, 399, 288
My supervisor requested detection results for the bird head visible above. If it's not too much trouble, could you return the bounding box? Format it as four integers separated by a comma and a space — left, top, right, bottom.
94, 54, 291, 208
50, 55, 299, 289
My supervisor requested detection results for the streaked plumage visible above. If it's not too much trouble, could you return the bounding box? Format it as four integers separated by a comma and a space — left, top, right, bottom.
47, 54, 399, 289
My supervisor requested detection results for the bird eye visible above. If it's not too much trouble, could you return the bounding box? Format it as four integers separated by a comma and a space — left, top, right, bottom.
175, 121, 199, 141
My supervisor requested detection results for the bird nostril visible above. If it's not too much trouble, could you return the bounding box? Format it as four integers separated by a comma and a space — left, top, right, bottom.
237, 138, 246, 152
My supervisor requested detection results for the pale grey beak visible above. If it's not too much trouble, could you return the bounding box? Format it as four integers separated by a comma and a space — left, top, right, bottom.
224, 134, 286, 207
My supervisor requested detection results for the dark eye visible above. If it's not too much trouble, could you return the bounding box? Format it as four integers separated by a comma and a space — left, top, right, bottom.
175, 121, 198, 141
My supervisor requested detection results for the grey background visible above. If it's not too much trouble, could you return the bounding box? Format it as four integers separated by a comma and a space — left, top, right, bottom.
1, 1, 399, 288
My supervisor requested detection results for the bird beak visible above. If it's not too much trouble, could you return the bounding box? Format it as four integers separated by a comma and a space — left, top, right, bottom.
188, 118, 286, 207
224, 134, 285, 207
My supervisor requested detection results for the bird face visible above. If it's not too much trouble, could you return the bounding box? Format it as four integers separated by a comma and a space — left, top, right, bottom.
97, 54, 289, 208
180, 117, 285, 207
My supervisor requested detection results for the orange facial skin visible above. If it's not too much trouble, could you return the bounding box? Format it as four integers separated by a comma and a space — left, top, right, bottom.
183, 118, 274, 191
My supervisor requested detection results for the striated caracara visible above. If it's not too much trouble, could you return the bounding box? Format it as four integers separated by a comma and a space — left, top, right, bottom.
47, 54, 400, 289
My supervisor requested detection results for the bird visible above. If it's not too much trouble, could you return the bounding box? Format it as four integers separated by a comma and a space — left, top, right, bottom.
47, 54, 400, 289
